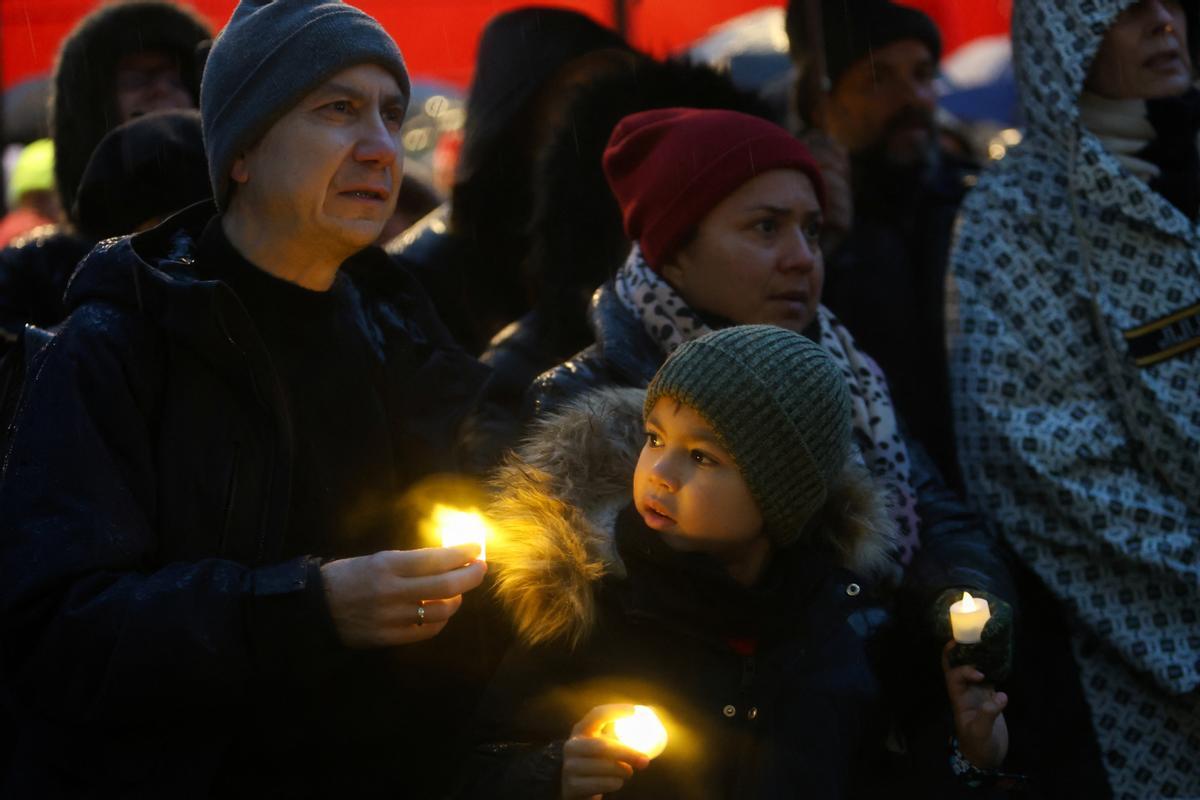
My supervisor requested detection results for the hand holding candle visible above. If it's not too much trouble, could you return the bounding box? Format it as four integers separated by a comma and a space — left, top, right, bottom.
949, 591, 991, 644
563, 704, 660, 799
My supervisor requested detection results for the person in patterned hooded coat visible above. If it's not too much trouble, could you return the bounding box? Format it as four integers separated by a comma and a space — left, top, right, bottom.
948, 1, 1200, 797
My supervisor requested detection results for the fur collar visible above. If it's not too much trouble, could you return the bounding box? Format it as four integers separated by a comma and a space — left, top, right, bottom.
488, 387, 899, 649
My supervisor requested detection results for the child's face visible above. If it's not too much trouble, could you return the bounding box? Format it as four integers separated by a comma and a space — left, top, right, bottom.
633, 398, 766, 559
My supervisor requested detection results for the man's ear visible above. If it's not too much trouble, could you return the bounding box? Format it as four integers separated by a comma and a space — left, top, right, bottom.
230, 155, 250, 185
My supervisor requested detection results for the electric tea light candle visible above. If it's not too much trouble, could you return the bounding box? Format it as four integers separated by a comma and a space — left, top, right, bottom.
949, 591, 991, 644
430, 504, 489, 560
611, 705, 669, 759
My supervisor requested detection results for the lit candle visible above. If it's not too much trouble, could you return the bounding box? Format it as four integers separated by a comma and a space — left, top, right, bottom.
611, 705, 668, 759
430, 504, 488, 560
949, 591, 991, 644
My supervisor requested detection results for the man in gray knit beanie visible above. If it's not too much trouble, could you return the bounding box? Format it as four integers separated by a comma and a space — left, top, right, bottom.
0, 1, 496, 795
201, 0, 410, 209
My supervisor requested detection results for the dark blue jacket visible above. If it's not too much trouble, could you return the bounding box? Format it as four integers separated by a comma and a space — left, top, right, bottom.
0, 203, 494, 797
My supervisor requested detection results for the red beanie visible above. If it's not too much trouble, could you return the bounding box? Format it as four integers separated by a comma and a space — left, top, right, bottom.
602, 107, 827, 271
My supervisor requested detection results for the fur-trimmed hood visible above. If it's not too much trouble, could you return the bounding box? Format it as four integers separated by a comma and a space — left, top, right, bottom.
488, 387, 898, 649
51, 1, 212, 227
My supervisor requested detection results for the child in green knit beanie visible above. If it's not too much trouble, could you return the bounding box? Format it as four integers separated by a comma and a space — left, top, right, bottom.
466, 325, 1011, 799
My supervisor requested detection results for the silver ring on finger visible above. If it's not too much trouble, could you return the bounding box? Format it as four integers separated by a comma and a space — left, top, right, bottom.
416, 602, 426, 626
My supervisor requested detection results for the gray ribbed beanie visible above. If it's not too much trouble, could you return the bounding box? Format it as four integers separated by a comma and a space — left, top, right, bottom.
201, 0, 410, 210
644, 325, 852, 546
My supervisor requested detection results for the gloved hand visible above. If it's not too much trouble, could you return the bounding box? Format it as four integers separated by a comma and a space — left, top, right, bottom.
929, 587, 1013, 683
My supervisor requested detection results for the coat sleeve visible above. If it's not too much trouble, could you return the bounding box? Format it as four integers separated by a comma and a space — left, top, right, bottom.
0, 304, 338, 727
903, 432, 1018, 610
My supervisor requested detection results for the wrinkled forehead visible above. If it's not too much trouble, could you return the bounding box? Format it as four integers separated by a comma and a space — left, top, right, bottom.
302, 63, 408, 108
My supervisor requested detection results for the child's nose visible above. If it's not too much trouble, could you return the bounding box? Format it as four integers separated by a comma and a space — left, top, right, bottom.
650, 460, 679, 492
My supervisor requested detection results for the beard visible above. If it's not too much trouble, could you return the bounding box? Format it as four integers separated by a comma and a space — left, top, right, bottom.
869, 104, 937, 169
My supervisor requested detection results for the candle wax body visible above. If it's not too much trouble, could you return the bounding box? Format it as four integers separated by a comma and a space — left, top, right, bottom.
949, 596, 991, 643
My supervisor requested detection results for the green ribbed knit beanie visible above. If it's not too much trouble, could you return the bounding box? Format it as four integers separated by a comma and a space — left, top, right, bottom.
201, 0, 410, 210
644, 325, 852, 546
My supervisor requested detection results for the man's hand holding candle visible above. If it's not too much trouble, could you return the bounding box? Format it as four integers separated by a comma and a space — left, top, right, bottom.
321, 544, 486, 647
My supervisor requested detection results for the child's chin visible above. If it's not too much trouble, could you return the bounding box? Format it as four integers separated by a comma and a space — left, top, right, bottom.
657, 530, 707, 554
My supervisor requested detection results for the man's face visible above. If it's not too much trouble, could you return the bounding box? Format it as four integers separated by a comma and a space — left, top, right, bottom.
230, 63, 407, 254
825, 38, 938, 166
114, 50, 193, 122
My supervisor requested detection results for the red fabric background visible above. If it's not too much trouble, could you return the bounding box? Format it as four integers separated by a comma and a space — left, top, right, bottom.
0, 0, 1011, 91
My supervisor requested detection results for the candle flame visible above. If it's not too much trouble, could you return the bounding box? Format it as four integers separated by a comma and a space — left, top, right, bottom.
431, 504, 488, 560
611, 705, 668, 759
960, 591, 976, 612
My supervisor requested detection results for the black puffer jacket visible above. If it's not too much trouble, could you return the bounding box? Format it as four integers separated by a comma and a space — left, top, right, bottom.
0, 203, 495, 797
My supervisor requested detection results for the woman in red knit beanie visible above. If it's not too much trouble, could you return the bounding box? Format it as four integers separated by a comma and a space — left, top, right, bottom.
601, 107, 828, 332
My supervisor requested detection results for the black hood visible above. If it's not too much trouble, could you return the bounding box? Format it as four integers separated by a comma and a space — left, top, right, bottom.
525, 58, 772, 351
456, 6, 629, 186
73, 109, 211, 241
62, 202, 232, 365
51, 0, 212, 227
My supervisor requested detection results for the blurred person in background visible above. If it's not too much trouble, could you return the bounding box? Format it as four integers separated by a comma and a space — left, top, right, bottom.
388, 7, 635, 354
0, 140, 57, 249
949, 1, 1200, 796
71, 109, 211, 242
0, 0, 211, 357
786, 0, 974, 487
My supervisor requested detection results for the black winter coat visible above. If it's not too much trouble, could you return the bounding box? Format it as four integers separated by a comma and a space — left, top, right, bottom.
0, 227, 92, 358
0, 204, 496, 797
462, 510, 886, 800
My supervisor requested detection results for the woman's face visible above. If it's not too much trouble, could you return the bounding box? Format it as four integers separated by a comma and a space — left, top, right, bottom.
1086, 0, 1193, 100
660, 169, 824, 334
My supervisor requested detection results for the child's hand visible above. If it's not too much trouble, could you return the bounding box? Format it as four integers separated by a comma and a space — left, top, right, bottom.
561, 704, 650, 800
942, 641, 1009, 770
